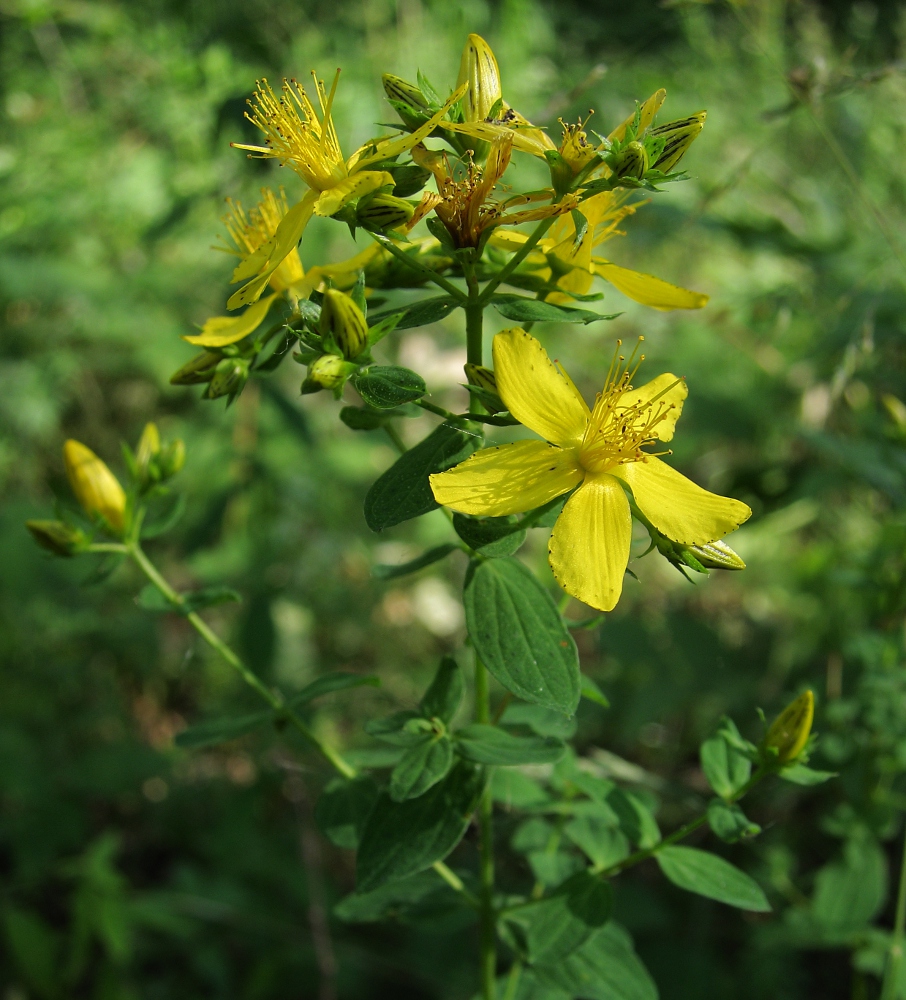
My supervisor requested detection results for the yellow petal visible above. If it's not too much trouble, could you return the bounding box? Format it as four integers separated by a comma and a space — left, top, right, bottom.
594, 261, 708, 310
619, 372, 687, 443
492, 328, 590, 448
443, 121, 552, 156
608, 88, 666, 142
429, 440, 582, 517
183, 294, 278, 347
228, 192, 317, 310
612, 457, 751, 545
548, 474, 631, 612
314, 171, 394, 218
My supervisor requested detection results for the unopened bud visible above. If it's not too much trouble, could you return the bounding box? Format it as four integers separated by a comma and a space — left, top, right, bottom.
26, 519, 86, 557
648, 111, 706, 173
300, 354, 358, 396
464, 363, 498, 394
135, 422, 161, 484
63, 439, 127, 533
205, 358, 249, 400
457, 33, 502, 122
158, 438, 185, 479
764, 691, 814, 765
319, 289, 369, 360
382, 74, 430, 112
357, 193, 415, 232
689, 538, 746, 571
612, 140, 649, 180
170, 351, 220, 386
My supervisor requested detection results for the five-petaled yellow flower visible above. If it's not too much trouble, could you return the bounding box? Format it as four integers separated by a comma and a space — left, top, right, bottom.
228, 72, 465, 309
430, 330, 751, 611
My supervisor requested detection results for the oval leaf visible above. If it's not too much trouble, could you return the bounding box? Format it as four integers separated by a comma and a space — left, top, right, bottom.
368, 295, 458, 330
389, 737, 454, 801
315, 776, 380, 850
464, 557, 580, 715
656, 845, 771, 911
455, 723, 566, 766
353, 366, 427, 408
453, 513, 526, 556
175, 710, 272, 749
492, 294, 616, 325
356, 761, 486, 892
365, 423, 480, 531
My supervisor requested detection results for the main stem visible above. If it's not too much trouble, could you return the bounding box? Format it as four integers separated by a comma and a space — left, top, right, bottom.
881, 823, 906, 1000
465, 263, 496, 998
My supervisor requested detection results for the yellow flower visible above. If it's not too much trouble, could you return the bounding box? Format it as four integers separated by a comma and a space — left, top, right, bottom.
491, 189, 708, 310
63, 439, 127, 534
185, 188, 305, 348
228, 73, 466, 309
430, 330, 750, 611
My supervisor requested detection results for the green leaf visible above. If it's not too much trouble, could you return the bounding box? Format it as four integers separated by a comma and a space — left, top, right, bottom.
334, 870, 451, 923
606, 788, 660, 850
373, 543, 459, 580
700, 720, 752, 799
140, 492, 186, 539
340, 404, 407, 430
2, 906, 60, 1000
356, 761, 486, 892
534, 922, 657, 1000
389, 736, 454, 801
656, 846, 771, 911
707, 800, 761, 843
455, 723, 566, 765
175, 710, 272, 749
420, 656, 464, 724
491, 769, 552, 809
369, 294, 458, 330
565, 813, 631, 869
812, 832, 887, 931
365, 710, 433, 747
491, 294, 617, 325
453, 513, 526, 556
502, 703, 577, 740
464, 557, 580, 715
492, 970, 569, 1000
365, 423, 480, 531
353, 365, 427, 408
580, 674, 610, 707
315, 776, 380, 850
286, 671, 379, 708
779, 762, 836, 785
506, 871, 612, 964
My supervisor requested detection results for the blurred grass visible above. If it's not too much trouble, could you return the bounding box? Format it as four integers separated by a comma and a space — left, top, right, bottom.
3, 0, 906, 997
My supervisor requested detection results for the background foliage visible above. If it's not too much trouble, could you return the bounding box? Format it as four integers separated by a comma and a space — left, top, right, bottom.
2, 0, 906, 996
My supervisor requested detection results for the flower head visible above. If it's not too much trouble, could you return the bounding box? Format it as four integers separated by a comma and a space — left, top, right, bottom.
430, 330, 750, 611
220, 188, 305, 293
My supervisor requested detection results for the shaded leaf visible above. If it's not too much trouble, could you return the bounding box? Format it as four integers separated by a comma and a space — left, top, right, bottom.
707, 800, 761, 843
492, 294, 618, 325
453, 513, 526, 556
780, 763, 836, 785
455, 724, 566, 766
368, 295, 458, 330
420, 656, 464, 724
287, 671, 379, 708
390, 737, 454, 801
657, 846, 771, 911
175, 710, 272, 749
700, 720, 752, 800
353, 365, 427, 408
315, 776, 381, 850
334, 870, 451, 923
373, 543, 459, 580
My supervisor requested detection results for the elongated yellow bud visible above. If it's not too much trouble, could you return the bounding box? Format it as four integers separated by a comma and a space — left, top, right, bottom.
356, 193, 415, 232
649, 111, 706, 173
764, 691, 814, 764
457, 34, 502, 122
26, 519, 86, 557
135, 422, 160, 476
319, 289, 369, 360
464, 363, 498, 394
689, 538, 745, 571
63, 440, 127, 533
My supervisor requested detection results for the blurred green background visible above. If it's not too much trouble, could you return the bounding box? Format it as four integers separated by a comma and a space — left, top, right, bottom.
3, 0, 906, 996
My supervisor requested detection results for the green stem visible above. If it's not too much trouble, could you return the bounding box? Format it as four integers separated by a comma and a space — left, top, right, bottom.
464, 263, 484, 377
383, 423, 407, 454
881, 824, 906, 1000
372, 234, 467, 301
475, 654, 496, 997
502, 961, 522, 1000
433, 860, 481, 909
128, 542, 356, 780
478, 216, 557, 306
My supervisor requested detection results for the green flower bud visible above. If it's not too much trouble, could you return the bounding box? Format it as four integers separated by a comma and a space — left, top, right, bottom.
648, 111, 706, 173
158, 438, 186, 479
382, 74, 430, 112
319, 289, 369, 361
63, 439, 127, 533
356, 193, 415, 232
170, 351, 221, 386
457, 34, 502, 122
300, 354, 358, 396
612, 140, 649, 180
205, 358, 249, 400
689, 538, 746, 571
135, 422, 161, 485
26, 519, 87, 557
764, 691, 814, 765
